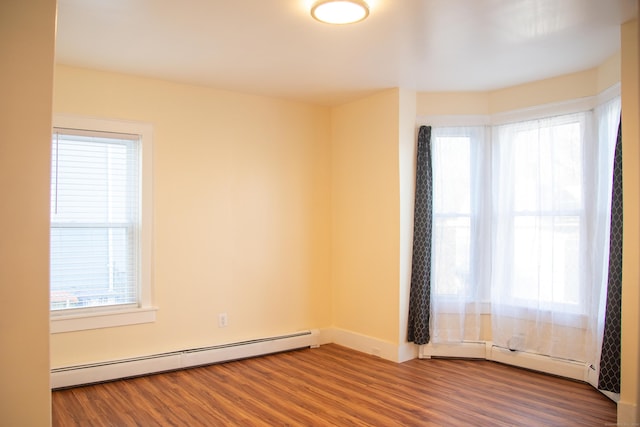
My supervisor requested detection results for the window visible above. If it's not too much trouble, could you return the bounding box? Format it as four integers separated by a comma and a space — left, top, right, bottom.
50, 115, 155, 333
51, 128, 139, 310
432, 135, 471, 297
431, 126, 490, 303
431, 111, 615, 316
432, 114, 593, 313
424, 93, 620, 361
492, 114, 588, 313
430, 126, 490, 342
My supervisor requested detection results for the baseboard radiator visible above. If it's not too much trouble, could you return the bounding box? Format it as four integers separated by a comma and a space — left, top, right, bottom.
488, 343, 590, 382
51, 330, 320, 389
420, 340, 591, 382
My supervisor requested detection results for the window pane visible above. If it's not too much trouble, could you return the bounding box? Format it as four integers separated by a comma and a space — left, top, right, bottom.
505, 117, 583, 309
512, 121, 582, 213
433, 216, 470, 296
50, 227, 136, 310
50, 130, 140, 312
51, 137, 136, 223
433, 136, 471, 214
511, 216, 580, 306
432, 134, 473, 298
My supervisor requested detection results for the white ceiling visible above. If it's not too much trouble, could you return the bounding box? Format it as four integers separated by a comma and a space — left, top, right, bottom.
55, 0, 638, 106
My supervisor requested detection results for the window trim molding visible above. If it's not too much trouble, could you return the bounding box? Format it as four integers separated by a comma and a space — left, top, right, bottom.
50, 114, 155, 333
51, 306, 158, 334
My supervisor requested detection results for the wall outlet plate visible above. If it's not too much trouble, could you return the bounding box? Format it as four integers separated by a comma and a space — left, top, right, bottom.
218, 313, 228, 328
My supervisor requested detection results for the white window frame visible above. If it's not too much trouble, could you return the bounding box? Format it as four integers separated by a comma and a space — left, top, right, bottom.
50, 114, 156, 333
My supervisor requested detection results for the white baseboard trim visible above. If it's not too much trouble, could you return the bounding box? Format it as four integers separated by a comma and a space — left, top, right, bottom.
51, 330, 319, 389
52, 328, 416, 389
397, 341, 419, 363
327, 328, 418, 362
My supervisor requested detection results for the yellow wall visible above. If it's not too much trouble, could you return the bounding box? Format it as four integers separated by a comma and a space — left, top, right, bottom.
598, 51, 623, 93
52, 72, 418, 365
398, 89, 418, 360
0, 1, 56, 425
417, 54, 621, 117
620, 17, 640, 425
51, 65, 332, 366
331, 89, 402, 346
488, 69, 598, 113
417, 91, 490, 116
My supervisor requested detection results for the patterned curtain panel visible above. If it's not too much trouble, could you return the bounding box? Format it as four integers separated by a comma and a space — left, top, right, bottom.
408, 126, 433, 345
598, 118, 623, 393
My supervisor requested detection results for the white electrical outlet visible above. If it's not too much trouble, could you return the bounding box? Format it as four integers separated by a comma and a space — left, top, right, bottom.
218, 313, 228, 328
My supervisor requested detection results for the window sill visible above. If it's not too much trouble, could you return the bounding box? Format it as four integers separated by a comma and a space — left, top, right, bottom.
51, 306, 158, 334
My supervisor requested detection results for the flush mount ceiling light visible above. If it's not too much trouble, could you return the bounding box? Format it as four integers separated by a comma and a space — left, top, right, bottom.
311, 0, 370, 25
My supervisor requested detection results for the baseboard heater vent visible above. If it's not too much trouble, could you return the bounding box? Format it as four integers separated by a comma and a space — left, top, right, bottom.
488, 344, 590, 382
51, 330, 319, 389
419, 341, 487, 360
419, 341, 590, 383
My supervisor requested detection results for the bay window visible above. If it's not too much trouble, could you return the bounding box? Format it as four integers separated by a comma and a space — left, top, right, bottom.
428, 94, 620, 364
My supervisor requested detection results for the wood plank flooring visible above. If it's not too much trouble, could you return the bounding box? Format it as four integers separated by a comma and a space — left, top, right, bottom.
52, 344, 616, 426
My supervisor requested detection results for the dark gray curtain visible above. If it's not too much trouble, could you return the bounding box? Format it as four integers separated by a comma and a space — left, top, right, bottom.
407, 126, 433, 345
598, 118, 623, 393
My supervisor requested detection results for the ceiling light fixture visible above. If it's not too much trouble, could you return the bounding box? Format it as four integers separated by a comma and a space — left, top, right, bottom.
311, 0, 370, 25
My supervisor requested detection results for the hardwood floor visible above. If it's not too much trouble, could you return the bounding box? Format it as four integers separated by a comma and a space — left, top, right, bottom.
52, 344, 616, 426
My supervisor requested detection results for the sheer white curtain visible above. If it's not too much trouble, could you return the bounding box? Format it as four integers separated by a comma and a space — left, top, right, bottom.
430, 126, 489, 343
428, 95, 620, 365
490, 103, 619, 365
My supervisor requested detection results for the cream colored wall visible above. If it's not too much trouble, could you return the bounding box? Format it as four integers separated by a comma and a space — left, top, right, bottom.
331, 89, 401, 346
598, 52, 623, 92
417, 55, 621, 117
0, 1, 56, 425
416, 91, 490, 116
398, 89, 418, 361
620, 17, 640, 425
51, 65, 332, 367
417, 69, 599, 116
488, 69, 598, 113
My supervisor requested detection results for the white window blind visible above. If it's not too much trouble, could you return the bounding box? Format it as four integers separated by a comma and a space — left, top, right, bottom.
50, 127, 141, 313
